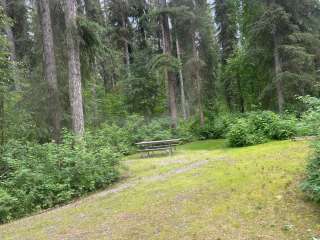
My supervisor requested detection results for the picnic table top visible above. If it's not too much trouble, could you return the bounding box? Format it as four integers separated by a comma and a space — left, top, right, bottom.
135, 139, 182, 145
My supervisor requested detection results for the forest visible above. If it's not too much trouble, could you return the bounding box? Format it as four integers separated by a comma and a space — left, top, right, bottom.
1, 0, 320, 235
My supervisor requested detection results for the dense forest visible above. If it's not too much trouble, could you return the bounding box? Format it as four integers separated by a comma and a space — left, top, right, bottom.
1, 0, 320, 142
1, 0, 320, 223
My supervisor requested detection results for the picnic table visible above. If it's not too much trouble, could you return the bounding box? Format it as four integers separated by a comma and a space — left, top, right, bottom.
136, 139, 182, 157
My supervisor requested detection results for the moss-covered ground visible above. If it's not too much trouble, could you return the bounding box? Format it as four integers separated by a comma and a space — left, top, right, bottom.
1, 140, 320, 240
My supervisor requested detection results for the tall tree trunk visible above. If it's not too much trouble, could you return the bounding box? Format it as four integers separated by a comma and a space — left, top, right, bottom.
160, 0, 178, 128
236, 76, 245, 113
176, 38, 188, 120
64, 0, 85, 136
122, 15, 130, 75
273, 32, 284, 113
215, 0, 237, 111
38, 0, 62, 142
192, 35, 205, 127
0, 92, 4, 146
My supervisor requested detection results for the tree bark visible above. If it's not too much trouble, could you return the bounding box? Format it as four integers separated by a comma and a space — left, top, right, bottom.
192, 34, 205, 127
0, 92, 4, 146
176, 38, 188, 120
236, 76, 245, 113
160, 0, 178, 128
273, 32, 284, 113
122, 14, 130, 75
38, 0, 62, 142
64, 0, 85, 136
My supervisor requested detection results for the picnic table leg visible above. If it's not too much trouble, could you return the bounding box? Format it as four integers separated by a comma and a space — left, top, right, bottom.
169, 144, 173, 156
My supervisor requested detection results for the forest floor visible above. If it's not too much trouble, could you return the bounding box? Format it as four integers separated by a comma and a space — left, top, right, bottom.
1, 140, 320, 240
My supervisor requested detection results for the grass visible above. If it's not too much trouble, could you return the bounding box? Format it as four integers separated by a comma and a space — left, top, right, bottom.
1, 140, 320, 240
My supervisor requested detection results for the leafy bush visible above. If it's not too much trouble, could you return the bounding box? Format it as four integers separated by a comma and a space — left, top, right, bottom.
247, 111, 280, 137
226, 111, 296, 147
136, 118, 172, 141
269, 117, 297, 140
175, 119, 196, 141
296, 96, 320, 136
88, 124, 133, 155
192, 114, 235, 140
301, 141, 320, 202
227, 119, 266, 147
0, 189, 17, 223
0, 132, 120, 223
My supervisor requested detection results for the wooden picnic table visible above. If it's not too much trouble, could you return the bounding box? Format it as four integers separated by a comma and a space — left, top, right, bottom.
135, 139, 182, 157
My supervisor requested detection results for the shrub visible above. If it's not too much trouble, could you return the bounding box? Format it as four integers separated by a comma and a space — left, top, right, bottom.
0, 189, 17, 223
301, 141, 320, 202
0, 132, 120, 223
175, 119, 196, 141
226, 111, 295, 147
296, 96, 320, 136
192, 114, 235, 140
247, 111, 280, 137
227, 119, 266, 147
269, 117, 297, 140
88, 124, 133, 155
137, 118, 172, 141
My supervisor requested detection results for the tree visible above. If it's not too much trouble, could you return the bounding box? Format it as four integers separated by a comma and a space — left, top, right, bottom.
0, 8, 12, 145
108, 0, 131, 75
159, 0, 178, 128
241, 0, 320, 112
5, 0, 31, 62
176, 37, 188, 119
38, 0, 62, 142
215, 0, 238, 110
64, 0, 85, 136
0, 0, 15, 62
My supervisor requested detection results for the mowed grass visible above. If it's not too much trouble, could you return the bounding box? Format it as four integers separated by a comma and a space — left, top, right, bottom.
1, 140, 320, 240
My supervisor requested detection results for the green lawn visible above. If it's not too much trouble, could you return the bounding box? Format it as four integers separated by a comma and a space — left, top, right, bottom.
1, 140, 320, 240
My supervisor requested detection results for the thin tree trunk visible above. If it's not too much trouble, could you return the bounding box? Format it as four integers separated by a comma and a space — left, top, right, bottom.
160, 0, 178, 128
0, 92, 4, 146
122, 15, 130, 75
38, 0, 62, 142
64, 0, 85, 136
176, 38, 187, 120
273, 32, 284, 113
91, 61, 98, 128
236, 76, 245, 113
192, 34, 205, 127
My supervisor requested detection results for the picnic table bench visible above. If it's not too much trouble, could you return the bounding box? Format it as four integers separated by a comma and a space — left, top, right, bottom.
136, 139, 182, 157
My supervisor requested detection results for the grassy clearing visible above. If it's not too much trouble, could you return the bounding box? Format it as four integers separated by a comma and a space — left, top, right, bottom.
1, 140, 320, 240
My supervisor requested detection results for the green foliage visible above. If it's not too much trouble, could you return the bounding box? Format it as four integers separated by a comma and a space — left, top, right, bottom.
0, 189, 17, 223
247, 111, 281, 137
194, 114, 234, 140
136, 118, 172, 141
227, 118, 267, 147
0, 132, 120, 223
175, 119, 196, 141
301, 141, 320, 202
296, 96, 320, 136
269, 117, 297, 140
227, 111, 297, 147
